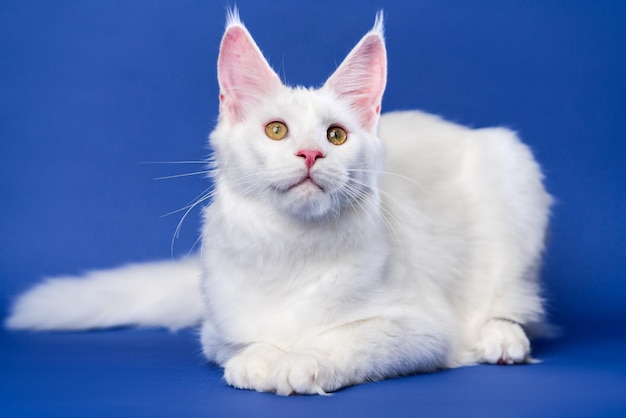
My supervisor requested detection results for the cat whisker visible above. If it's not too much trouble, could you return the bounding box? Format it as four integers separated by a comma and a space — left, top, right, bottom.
161, 185, 216, 257
348, 175, 434, 228
140, 158, 215, 255
340, 181, 383, 223
182, 233, 204, 260
240, 178, 275, 197
154, 170, 212, 180
209, 164, 276, 181
140, 160, 209, 165
340, 182, 407, 259
344, 178, 427, 257
375, 201, 409, 260
171, 190, 215, 257
348, 168, 426, 190
161, 187, 215, 218
379, 190, 432, 226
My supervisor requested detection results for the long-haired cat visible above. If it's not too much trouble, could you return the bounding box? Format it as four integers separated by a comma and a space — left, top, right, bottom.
6, 11, 552, 395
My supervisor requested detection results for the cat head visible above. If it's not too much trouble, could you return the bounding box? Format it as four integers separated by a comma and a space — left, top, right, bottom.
210, 10, 387, 223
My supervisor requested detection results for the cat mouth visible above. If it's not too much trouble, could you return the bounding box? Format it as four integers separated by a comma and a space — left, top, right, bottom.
289, 175, 324, 191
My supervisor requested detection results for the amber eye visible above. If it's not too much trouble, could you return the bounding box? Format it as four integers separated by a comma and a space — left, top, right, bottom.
265, 121, 288, 140
327, 125, 348, 145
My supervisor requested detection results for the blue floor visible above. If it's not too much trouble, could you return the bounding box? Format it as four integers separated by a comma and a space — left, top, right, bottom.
2, 323, 625, 418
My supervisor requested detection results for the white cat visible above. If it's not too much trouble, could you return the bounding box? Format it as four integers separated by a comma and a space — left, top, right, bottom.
6, 11, 552, 395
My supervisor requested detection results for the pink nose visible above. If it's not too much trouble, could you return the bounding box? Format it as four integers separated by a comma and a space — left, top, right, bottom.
296, 149, 324, 170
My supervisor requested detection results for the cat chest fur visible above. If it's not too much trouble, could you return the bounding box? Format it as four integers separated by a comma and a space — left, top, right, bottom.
200, 189, 392, 345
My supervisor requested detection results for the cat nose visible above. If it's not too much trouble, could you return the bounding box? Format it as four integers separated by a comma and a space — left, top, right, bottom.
296, 149, 324, 170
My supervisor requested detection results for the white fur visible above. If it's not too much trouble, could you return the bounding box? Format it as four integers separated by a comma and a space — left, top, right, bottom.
6, 258, 203, 331
5, 13, 552, 395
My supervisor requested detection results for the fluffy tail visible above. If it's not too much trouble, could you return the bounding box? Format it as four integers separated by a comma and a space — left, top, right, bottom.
5, 257, 204, 331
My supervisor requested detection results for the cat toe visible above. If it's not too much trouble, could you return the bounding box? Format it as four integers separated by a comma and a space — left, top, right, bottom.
272, 352, 336, 396
223, 343, 283, 392
224, 356, 270, 391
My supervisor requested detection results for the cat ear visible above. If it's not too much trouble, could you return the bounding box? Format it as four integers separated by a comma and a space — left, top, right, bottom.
323, 12, 387, 131
217, 11, 282, 124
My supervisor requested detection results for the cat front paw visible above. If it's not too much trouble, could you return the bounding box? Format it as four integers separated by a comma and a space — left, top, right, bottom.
223, 343, 283, 392
476, 318, 531, 365
224, 346, 343, 395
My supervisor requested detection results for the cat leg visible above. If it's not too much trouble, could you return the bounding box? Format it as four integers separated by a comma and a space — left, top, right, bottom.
460, 128, 551, 365
465, 258, 543, 365
466, 262, 543, 365
261, 317, 450, 395
475, 318, 531, 364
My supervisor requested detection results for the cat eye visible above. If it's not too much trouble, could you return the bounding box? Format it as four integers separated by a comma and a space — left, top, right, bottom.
327, 126, 348, 145
265, 121, 288, 141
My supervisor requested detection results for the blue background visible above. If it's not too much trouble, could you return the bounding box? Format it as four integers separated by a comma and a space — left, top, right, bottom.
1, 1, 625, 417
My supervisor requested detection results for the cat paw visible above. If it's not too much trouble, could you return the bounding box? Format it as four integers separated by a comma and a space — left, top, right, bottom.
476, 318, 530, 365
224, 346, 342, 395
223, 343, 284, 392
271, 351, 339, 396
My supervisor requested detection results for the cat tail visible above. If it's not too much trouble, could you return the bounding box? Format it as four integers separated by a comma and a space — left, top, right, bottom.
5, 257, 204, 332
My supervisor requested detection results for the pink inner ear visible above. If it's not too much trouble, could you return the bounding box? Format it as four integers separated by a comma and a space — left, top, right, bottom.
218, 25, 282, 123
324, 33, 387, 131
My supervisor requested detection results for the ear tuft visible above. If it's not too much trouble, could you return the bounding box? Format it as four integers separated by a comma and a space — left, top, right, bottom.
225, 6, 242, 27
372, 10, 385, 39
